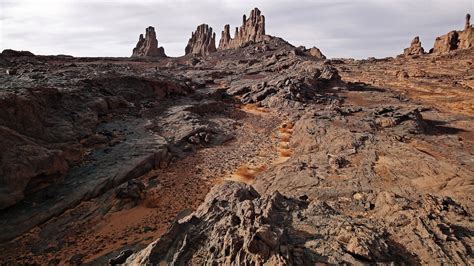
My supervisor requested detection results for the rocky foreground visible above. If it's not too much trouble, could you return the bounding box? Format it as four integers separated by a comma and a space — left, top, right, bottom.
0, 8, 473, 265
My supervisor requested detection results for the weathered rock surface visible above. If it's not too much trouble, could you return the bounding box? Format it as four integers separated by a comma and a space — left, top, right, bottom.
128, 182, 472, 264
403, 36, 425, 56
0, 126, 68, 209
185, 24, 216, 56
132, 26, 166, 57
432, 14, 473, 54
219, 8, 268, 50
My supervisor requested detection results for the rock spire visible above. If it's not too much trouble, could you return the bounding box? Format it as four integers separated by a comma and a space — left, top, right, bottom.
218, 8, 268, 50
403, 36, 425, 56
185, 24, 217, 56
132, 26, 166, 57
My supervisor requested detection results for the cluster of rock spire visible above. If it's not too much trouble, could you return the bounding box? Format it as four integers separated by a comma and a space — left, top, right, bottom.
402, 13, 473, 57
218, 8, 267, 50
132, 8, 270, 57
185, 24, 217, 56
131, 9, 473, 59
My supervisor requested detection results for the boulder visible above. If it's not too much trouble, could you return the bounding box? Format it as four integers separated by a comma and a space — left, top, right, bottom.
403, 36, 425, 56
218, 8, 268, 50
132, 26, 166, 57
185, 24, 217, 56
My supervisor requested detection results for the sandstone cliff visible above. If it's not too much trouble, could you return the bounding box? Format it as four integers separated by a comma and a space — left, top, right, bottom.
132, 26, 166, 57
218, 8, 268, 50
432, 14, 473, 54
185, 24, 217, 56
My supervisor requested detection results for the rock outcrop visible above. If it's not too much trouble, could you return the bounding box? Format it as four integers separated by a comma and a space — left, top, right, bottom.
127, 182, 471, 264
432, 14, 473, 54
185, 24, 217, 56
0, 126, 69, 209
308, 46, 326, 59
126, 182, 392, 265
132, 26, 166, 57
218, 8, 268, 50
403, 36, 425, 56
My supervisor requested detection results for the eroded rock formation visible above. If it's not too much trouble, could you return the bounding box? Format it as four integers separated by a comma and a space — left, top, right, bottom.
127, 181, 471, 264
185, 24, 216, 56
218, 8, 268, 50
132, 26, 166, 57
308, 46, 326, 59
432, 14, 473, 54
403, 36, 425, 56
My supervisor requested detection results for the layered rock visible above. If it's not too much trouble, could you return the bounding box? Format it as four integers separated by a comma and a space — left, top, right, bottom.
132, 26, 166, 57
185, 24, 216, 56
432, 14, 473, 54
403, 36, 425, 56
218, 8, 268, 50
0, 126, 68, 209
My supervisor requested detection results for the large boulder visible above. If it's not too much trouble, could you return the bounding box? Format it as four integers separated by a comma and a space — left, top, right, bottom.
218, 8, 268, 50
132, 26, 166, 57
185, 24, 217, 56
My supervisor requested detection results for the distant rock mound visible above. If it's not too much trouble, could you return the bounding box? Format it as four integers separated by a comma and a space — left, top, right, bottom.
185, 24, 217, 56
132, 26, 166, 57
431, 14, 473, 54
1, 49, 35, 57
403, 36, 425, 56
218, 8, 269, 50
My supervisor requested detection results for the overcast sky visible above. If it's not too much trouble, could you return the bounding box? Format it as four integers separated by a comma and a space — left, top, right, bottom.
0, 0, 472, 58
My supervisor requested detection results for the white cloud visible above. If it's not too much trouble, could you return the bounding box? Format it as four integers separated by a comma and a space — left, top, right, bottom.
1, 0, 472, 58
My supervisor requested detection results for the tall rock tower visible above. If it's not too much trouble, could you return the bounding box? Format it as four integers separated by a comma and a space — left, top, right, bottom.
185, 24, 217, 56
218, 8, 268, 50
132, 26, 166, 57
